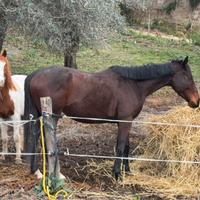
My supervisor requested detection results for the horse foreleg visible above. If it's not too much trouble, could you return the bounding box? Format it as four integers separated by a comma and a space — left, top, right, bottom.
31, 125, 40, 175
113, 122, 131, 180
0, 124, 8, 160
19, 126, 24, 151
13, 125, 22, 163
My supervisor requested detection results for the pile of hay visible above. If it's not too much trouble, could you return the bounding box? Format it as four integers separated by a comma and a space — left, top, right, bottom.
125, 106, 200, 198
85, 106, 200, 199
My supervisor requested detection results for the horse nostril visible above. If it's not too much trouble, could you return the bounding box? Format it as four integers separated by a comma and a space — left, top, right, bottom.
189, 99, 199, 108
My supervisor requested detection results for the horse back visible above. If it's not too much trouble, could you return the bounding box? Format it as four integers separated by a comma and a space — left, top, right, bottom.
29, 66, 142, 119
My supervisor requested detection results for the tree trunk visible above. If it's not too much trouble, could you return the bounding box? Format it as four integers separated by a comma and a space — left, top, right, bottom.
64, 31, 79, 68
0, 6, 7, 52
64, 50, 78, 69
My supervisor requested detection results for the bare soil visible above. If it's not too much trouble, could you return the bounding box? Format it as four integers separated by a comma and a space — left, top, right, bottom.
0, 92, 186, 199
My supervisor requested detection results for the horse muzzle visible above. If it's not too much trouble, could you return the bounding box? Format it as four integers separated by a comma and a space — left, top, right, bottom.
188, 99, 200, 108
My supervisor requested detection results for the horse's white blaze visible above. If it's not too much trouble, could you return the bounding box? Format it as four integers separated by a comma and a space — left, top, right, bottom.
0, 60, 6, 68
0, 61, 5, 86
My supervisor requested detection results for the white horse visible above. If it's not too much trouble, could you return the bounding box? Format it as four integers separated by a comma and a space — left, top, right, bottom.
0, 50, 26, 163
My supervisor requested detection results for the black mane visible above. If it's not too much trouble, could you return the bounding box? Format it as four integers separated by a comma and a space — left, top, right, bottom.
110, 62, 175, 80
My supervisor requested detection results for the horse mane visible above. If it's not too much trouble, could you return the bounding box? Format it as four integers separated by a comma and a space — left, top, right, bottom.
110, 62, 175, 80
4, 58, 16, 90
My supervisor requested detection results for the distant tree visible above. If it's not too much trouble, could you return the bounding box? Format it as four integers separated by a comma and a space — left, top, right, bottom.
0, 0, 19, 52
0, 1, 8, 52
122, 0, 156, 31
7, 0, 125, 68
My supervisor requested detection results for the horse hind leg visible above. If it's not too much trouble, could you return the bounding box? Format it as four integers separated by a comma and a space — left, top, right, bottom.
0, 124, 8, 160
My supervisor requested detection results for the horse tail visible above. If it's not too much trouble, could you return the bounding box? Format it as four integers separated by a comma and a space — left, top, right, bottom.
23, 72, 40, 173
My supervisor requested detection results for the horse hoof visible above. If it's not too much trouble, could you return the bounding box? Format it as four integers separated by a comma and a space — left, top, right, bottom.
0, 155, 5, 160
34, 169, 43, 179
113, 171, 121, 181
125, 169, 132, 175
125, 166, 131, 173
15, 158, 22, 164
59, 173, 66, 180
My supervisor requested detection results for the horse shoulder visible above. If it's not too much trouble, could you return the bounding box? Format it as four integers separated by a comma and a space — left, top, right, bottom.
116, 79, 144, 119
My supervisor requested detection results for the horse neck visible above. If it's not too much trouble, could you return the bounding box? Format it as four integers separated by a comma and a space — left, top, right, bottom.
137, 76, 171, 98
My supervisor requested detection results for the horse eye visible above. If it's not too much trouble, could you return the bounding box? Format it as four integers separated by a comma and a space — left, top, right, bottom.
183, 74, 189, 80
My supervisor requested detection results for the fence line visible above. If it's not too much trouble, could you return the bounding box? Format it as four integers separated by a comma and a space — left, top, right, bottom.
0, 152, 50, 156
0, 113, 199, 128
63, 151, 200, 165
0, 119, 36, 127
62, 115, 200, 128
1, 114, 200, 165
1, 150, 200, 165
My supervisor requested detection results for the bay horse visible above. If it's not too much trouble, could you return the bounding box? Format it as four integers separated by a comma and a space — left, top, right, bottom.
24, 56, 199, 180
0, 50, 26, 163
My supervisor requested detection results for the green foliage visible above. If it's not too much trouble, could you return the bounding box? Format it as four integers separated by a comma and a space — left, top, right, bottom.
33, 174, 72, 198
163, 0, 178, 15
189, 0, 200, 10
5, 29, 200, 82
191, 32, 200, 46
7, 0, 125, 53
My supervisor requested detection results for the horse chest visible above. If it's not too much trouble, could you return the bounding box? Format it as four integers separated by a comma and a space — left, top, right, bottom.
0, 93, 15, 118
0, 97, 15, 118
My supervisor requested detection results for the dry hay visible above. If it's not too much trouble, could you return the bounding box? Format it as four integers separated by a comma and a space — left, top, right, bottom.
126, 106, 200, 199
86, 106, 200, 199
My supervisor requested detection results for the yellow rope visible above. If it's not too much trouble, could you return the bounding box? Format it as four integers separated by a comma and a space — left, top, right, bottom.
40, 117, 68, 200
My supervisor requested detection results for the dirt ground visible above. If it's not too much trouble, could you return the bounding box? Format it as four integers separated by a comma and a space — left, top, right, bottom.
0, 91, 187, 200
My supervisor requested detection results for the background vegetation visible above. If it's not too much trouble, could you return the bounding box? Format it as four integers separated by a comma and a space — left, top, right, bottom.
1, 0, 200, 82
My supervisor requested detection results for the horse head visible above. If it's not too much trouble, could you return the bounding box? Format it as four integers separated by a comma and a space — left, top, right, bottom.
170, 56, 199, 108
0, 50, 16, 91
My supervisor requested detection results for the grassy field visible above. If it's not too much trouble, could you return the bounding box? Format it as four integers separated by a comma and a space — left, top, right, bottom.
4, 29, 200, 82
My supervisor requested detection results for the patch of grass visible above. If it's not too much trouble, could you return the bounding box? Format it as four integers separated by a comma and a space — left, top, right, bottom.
151, 20, 178, 35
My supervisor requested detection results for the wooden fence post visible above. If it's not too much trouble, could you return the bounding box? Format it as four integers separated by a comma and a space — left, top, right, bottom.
40, 97, 61, 178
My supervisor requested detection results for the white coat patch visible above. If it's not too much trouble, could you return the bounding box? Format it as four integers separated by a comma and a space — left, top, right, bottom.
0, 60, 6, 68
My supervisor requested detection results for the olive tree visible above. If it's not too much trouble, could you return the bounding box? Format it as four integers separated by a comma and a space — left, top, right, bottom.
5, 0, 125, 68
0, 5, 6, 52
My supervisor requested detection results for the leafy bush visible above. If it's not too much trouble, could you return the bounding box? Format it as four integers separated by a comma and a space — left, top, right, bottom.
189, 0, 200, 10
163, 0, 178, 15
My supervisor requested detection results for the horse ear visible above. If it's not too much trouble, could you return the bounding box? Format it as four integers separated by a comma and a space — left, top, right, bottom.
2, 50, 7, 57
183, 56, 188, 65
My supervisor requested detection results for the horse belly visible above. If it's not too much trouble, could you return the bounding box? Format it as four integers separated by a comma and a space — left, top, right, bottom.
63, 95, 117, 120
